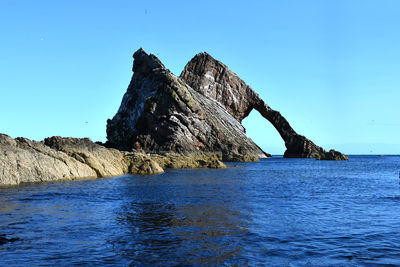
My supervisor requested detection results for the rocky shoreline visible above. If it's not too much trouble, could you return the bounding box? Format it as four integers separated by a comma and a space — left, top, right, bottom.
0, 134, 230, 186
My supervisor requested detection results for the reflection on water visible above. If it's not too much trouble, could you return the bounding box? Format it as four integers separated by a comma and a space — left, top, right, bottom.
111, 171, 250, 265
114, 201, 249, 265
172, 204, 249, 265
1, 156, 400, 265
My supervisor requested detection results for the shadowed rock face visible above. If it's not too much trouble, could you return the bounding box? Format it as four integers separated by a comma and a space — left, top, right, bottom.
180, 52, 348, 160
106, 49, 267, 160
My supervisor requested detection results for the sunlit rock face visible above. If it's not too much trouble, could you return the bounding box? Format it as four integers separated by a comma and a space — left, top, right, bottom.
180, 52, 348, 160
106, 49, 267, 160
0, 133, 229, 186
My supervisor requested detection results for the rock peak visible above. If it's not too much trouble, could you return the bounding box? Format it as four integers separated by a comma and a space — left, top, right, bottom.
188, 52, 223, 68
194, 51, 214, 58
132, 48, 166, 74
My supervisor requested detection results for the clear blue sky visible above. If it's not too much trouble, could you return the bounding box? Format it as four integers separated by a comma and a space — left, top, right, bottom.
1, 0, 399, 154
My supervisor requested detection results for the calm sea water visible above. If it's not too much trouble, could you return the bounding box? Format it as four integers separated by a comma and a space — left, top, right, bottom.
1, 155, 399, 266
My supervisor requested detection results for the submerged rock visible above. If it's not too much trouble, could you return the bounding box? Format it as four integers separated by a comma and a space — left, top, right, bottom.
0, 234, 19, 245
180, 52, 348, 160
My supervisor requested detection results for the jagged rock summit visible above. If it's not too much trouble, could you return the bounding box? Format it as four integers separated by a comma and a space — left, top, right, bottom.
107, 48, 348, 160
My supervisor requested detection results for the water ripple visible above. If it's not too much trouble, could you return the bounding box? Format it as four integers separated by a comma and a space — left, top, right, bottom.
0, 155, 399, 265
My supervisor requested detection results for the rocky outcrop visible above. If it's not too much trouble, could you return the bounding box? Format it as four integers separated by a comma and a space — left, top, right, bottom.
180, 52, 348, 160
151, 152, 226, 169
0, 134, 97, 185
106, 48, 267, 160
0, 134, 225, 186
43, 136, 135, 177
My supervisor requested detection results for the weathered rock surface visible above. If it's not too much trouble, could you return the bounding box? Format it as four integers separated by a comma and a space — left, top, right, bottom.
43, 136, 129, 178
0, 134, 97, 185
180, 52, 348, 160
106, 48, 267, 160
125, 152, 164, 175
151, 152, 226, 169
0, 134, 225, 186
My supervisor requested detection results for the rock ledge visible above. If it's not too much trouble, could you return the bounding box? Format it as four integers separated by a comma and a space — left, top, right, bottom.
0, 134, 225, 186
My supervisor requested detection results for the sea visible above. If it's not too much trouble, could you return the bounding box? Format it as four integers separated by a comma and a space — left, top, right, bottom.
0, 155, 399, 266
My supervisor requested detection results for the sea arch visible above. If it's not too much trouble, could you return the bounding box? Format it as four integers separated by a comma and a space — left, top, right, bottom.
180, 52, 344, 159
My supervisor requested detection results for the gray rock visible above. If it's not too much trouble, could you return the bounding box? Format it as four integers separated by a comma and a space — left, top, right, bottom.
106, 49, 267, 160
0, 134, 97, 185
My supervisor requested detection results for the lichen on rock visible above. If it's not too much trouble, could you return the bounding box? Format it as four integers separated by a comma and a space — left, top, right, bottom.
150, 152, 226, 169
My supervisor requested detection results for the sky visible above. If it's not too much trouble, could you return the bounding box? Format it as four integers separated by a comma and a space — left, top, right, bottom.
0, 0, 399, 155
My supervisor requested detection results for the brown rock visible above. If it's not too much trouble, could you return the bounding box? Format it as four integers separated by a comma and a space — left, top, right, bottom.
180, 52, 348, 160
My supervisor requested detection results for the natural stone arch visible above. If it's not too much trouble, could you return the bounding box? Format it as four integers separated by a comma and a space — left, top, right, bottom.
241, 109, 286, 155
180, 52, 347, 159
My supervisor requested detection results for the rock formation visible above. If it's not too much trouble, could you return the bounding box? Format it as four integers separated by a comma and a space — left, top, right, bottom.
107, 48, 347, 160
0, 48, 348, 186
0, 134, 225, 186
180, 52, 348, 160
106, 48, 268, 160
